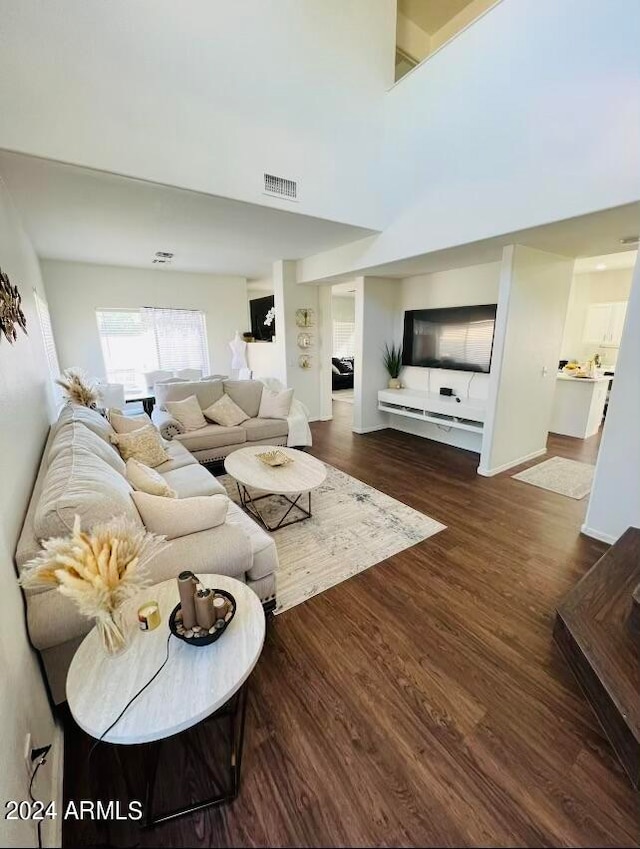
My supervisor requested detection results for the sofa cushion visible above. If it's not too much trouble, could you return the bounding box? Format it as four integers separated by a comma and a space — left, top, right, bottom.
155, 380, 223, 412
203, 393, 248, 427
126, 458, 176, 497
175, 424, 246, 452
35, 447, 142, 540
57, 403, 115, 443
161, 464, 227, 498
223, 380, 263, 418
258, 387, 293, 419
111, 425, 171, 467
154, 440, 199, 473
131, 491, 228, 539
48, 421, 125, 474
109, 410, 153, 434
165, 395, 207, 431
242, 417, 289, 442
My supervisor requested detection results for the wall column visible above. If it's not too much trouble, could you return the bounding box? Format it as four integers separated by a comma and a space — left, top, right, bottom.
479, 244, 573, 475
583, 257, 640, 542
353, 276, 399, 433
272, 260, 321, 420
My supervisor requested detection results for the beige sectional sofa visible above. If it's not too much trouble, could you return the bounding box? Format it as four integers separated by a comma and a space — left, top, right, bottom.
15, 402, 278, 704
153, 379, 288, 463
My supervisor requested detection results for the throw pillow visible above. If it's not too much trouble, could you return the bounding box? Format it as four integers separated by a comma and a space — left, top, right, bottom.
111, 425, 170, 468
258, 386, 293, 419
109, 410, 154, 434
165, 395, 207, 431
131, 491, 228, 539
126, 458, 176, 498
202, 394, 248, 427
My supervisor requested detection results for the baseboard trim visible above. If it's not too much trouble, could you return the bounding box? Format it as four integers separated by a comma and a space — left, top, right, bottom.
352, 425, 387, 435
43, 721, 64, 849
580, 524, 617, 545
477, 447, 547, 477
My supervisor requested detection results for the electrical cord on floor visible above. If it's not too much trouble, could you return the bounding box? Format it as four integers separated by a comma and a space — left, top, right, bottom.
28, 748, 50, 849
88, 632, 173, 762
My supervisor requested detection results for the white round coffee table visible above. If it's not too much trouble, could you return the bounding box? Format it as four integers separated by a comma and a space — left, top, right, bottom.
66, 574, 264, 826
224, 445, 327, 531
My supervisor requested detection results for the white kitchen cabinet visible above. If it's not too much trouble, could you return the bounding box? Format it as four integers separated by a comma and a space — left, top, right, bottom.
582, 301, 628, 347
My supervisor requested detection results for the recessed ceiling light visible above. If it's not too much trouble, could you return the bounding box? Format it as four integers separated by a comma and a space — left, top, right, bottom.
596, 263, 607, 271
155, 251, 174, 258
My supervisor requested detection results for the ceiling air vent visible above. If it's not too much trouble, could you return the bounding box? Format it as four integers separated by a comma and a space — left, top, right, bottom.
264, 173, 298, 201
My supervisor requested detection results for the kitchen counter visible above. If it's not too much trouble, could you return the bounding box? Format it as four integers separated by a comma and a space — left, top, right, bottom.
550, 374, 609, 439
556, 373, 610, 383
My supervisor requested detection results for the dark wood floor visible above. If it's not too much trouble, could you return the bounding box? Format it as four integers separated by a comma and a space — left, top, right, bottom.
62, 403, 640, 847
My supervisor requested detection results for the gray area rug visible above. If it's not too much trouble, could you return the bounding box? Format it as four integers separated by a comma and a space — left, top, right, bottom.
219, 463, 445, 614
512, 456, 595, 500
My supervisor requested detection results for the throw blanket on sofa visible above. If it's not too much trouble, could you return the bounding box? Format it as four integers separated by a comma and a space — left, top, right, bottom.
260, 378, 312, 447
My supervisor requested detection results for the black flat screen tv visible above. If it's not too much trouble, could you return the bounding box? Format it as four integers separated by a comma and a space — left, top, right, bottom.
402, 304, 497, 373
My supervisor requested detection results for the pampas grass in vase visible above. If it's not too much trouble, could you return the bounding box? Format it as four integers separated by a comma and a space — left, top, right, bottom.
20, 515, 167, 655
56, 367, 100, 408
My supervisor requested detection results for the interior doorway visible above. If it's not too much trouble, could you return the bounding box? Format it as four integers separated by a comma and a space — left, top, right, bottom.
330, 282, 356, 421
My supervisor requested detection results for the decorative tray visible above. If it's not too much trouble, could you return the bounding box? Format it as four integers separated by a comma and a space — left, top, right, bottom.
169, 589, 236, 646
256, 449, 293, 467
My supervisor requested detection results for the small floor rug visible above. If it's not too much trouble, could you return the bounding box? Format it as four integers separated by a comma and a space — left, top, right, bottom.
512, 456, 595, 500
332, 388, 354, 404
219, 463, 445, 614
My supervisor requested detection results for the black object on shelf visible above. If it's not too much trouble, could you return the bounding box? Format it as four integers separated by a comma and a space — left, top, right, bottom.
439, 387, 454, 396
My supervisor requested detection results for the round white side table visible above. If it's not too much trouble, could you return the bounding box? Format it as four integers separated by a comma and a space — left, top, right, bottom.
66, 574, 265, 827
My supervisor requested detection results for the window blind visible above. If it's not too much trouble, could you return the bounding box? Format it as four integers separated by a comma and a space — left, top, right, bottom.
34, 290, 62, 402
333, 320, 356, 358
96, 307, 210, 391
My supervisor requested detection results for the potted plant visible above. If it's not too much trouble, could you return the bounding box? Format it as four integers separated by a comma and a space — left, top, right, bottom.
383, 343, 403, 389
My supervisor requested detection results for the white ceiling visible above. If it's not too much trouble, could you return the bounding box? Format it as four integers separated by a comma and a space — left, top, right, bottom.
573, 249, 637, 274
399, 0, 475, 34
0, 151, 376, 279
317, 202, 640, 282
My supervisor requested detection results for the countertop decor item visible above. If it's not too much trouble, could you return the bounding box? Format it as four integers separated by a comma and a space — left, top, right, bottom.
0, 266, 27, 343
383, 342, 403, 389
256, 449, 294, 467
169, 588, 236, 646
56, 367, 101, 408
20, 515, 167, 655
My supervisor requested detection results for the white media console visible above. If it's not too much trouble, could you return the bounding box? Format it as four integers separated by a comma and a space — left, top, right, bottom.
378, 388, 486, 440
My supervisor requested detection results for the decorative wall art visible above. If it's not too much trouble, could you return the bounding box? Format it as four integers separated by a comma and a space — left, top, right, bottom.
297, 332, 312, 349
298, 354, 312, 369
295, 308, 315, 328
0, 267, 27, 343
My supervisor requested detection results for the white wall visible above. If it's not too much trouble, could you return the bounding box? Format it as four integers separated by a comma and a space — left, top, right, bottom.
299, 0, 640, 283
584, 258, 640, 543
353, 277, 399, 433
0, 0, 395, 230
0, 179, 59, 848
561, 267, 634, 365
479, 245, 573, 476
247, 342, 286, 385
40, 260, 248, 379
396, 12, 430, 62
